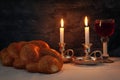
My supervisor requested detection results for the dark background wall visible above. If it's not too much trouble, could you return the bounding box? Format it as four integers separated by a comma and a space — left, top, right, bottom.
0, 0, 120, 56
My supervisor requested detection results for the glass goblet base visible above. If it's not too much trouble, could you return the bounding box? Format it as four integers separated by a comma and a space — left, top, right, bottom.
102, 56, 114, 63
101, 37, 114, 63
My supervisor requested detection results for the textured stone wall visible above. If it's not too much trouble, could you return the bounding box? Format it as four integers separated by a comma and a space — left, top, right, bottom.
0, 0, 120, 56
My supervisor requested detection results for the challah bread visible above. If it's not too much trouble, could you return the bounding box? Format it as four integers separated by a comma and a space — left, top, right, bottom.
0, 40, 63, 74
20, 43, 40, 64
7, 42, 19, 59
26, 55, 61, 74
40, 48, 63, 68
0, 48, 13, 66
29, 40, 50, 49
6, 41, 28, 68
7, 41, 27, 59
26, 62, 38, 73
37, 55, 62, 74
26, 49, 63, 74
13, 58, 25, 69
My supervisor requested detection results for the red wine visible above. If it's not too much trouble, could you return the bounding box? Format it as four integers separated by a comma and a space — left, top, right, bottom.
94, 19, 115, 37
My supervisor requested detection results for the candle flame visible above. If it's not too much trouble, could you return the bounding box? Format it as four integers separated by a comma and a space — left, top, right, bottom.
84, 16, 88, 26
61, 18, 64, 27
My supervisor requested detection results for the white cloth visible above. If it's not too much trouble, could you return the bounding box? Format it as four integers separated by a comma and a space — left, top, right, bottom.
0, 57, 120, 80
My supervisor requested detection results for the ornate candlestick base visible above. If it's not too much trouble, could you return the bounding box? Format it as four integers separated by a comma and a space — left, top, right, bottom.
73, 43, 103, 65
82, 43, 92, 61
59, 43, 74, 63
73, 43, 102, 65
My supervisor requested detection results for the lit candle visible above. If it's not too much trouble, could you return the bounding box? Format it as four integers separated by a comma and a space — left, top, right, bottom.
84, 16, 89, 45
60, 18, 64, 43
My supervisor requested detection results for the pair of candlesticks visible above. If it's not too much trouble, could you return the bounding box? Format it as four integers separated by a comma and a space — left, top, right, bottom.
59, 42, 93, 63
59, 42, 113, 64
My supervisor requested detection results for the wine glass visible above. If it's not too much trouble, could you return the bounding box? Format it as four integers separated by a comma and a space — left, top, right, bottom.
94, 19, 115, 63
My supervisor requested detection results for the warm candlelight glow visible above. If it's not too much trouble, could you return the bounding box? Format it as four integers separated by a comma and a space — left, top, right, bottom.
84, 16, 88, 26
61, 18, 64, 27
60, 18, 64, 43
84, 16, 90, 45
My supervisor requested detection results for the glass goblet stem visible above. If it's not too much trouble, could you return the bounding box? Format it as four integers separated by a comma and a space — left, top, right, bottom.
101, 37, 114, 63
101, 37, 109, 57
103, 41, 109, 57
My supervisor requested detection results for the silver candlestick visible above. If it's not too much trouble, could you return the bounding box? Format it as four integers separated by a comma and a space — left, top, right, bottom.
59, 43, 74, 63
59, 42, 66, 58
83, 43, 92, 60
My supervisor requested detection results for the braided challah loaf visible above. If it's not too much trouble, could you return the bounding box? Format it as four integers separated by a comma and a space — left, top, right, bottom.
0, 40, 63, 74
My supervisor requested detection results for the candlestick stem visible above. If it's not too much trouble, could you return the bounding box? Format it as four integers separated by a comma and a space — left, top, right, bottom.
83, 43, 92, 60
59, 43, 65, 58
59, 43, 74, 63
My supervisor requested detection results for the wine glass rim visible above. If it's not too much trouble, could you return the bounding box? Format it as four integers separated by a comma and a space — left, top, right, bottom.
95, 19, 115, 22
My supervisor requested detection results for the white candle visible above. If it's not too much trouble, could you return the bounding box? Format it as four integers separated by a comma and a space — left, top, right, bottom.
60, 18, 64, 43
84, 16, 89, 45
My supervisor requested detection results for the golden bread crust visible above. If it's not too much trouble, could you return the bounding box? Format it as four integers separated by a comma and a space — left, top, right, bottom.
0, 40, 63, 74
